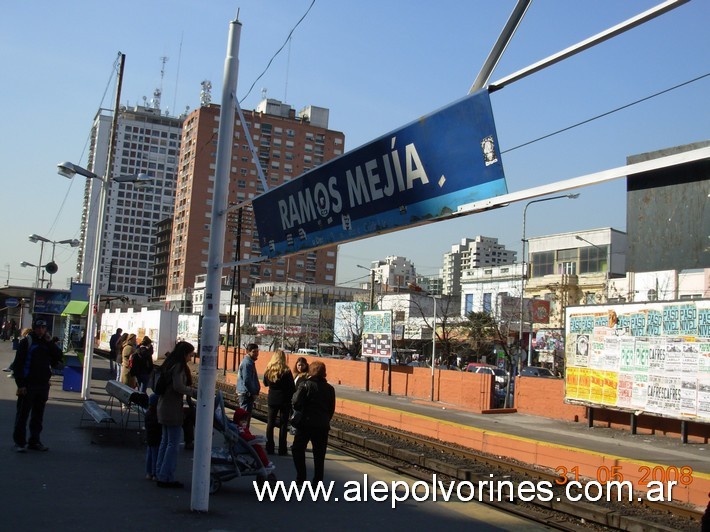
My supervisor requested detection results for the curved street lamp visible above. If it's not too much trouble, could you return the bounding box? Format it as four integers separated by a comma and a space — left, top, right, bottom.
20, 261, 41, 287
520, 193, 579, 366
28, 234, 80, 288
58, 161, 151, 400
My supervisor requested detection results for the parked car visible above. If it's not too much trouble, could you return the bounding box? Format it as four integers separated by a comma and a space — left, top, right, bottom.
519, 366, 557, 378
296, 348, 318, 356
465, 363, 508, 387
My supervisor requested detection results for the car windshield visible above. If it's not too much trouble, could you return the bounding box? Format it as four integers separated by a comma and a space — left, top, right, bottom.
492, 369, 507, 377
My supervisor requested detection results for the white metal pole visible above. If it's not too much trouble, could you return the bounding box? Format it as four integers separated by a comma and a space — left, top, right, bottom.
430, 295, 436, 401
37, 241, 45, 288
521, 203, 529, 367
191, 16, 241, 513
520, 194, 579, 367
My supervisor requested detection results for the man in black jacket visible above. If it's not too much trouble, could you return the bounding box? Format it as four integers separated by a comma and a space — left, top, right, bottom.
108, 328, 122, 375
291, 361, 336, 483
12, 318, 63, 452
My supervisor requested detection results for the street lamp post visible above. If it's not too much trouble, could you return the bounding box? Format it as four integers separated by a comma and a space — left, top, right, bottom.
407, 282, 437, 401
357, 264, 377, 392
20, 261, 41, 287
57, 161, 151, 400
28, 234, 80, 288
520, 193, 579, 366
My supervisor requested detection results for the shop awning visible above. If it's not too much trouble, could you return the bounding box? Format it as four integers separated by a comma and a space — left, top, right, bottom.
61, 300, 89, 316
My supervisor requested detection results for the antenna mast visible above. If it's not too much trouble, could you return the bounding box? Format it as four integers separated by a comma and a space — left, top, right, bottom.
153, 55, 169, 110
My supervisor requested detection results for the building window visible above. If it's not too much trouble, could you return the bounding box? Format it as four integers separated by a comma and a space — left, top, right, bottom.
558, 261, 577, 275
464, 294, 473, 314
579, 245, 608, 274
483, 293, 492, 314
531, 251, 554, 277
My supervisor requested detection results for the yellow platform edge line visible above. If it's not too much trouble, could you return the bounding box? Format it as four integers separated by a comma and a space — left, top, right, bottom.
339, 397, 710, 482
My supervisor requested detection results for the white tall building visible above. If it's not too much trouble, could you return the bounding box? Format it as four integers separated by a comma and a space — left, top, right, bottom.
441, 236, 516, 296
79, 104, 184, 302
363, 256, 417, 294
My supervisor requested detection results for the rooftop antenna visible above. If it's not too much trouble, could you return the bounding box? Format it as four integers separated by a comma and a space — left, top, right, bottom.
200, 80, 212, 106
172, 33, 183, 115
261, 87, 267, 100
284, 37, 292, 102
152, 55, 168, 110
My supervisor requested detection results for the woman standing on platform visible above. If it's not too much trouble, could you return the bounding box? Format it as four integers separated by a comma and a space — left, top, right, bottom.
291, 361, 335, 484
263, 350, 295, 456
120, 334, 137, 388
114, 332, 128, 381
155, 341, 194, 489
293, 357, 309, 388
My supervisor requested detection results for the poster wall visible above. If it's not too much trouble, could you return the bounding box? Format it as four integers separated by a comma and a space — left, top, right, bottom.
361, 310, 393, 359
565, 300, 709, 423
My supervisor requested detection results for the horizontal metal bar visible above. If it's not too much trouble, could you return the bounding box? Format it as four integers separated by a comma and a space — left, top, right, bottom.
456, 145, 710, 215
489, 0, 690, 92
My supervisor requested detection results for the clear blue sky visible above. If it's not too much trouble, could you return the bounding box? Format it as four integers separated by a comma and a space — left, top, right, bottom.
1, 0, 708, 289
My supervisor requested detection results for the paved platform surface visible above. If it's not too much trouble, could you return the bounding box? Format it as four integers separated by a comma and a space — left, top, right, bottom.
1, 343, 555, 531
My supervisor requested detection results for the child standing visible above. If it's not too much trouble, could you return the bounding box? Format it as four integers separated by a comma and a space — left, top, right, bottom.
144, 394, 161, 480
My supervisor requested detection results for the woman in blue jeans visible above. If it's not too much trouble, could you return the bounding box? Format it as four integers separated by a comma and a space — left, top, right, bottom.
155, 341, 194, 488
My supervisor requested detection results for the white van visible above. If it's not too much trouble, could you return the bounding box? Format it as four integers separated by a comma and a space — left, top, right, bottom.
296, 348, 318, 356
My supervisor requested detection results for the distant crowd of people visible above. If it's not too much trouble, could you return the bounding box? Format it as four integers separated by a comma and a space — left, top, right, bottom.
7, 321, 337, 488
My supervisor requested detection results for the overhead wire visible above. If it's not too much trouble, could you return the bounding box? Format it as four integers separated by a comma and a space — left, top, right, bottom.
502, 71, 710, 154
46, 56, 120, 248
239, 0, 316, 104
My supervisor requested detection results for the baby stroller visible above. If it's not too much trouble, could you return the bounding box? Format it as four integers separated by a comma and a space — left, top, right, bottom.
210, 391, 276, 494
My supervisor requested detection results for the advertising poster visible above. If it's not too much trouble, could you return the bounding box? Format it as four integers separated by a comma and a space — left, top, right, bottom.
601, 370, 619, 406
631, 373, 649, 409
619, 337, 635, 373
617, 373, 634, 407
565, 301, 710, 422
361, 310, 392, 358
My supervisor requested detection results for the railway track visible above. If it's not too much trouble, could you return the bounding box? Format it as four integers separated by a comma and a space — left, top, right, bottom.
211, 380, 701, 531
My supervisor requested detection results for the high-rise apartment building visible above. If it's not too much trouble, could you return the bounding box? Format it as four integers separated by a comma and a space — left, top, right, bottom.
362, 256, 417, 294
166, 98, 344, 311
80, 105, 184, 302
441, 236, 516, 296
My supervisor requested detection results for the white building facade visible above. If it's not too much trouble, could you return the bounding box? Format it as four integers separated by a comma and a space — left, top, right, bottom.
441, 236, 516, 296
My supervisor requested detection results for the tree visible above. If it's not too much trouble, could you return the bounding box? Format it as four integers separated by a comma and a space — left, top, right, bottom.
405, 293, 462, 366
460, 311, 514, 407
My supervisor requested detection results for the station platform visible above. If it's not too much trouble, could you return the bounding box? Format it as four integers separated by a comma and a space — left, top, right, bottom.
0, 344, 551, 531
1, 340, 708, 529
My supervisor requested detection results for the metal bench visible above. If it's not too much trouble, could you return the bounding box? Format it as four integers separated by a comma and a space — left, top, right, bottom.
80, 399, 115, 428
105, 380, 149, 430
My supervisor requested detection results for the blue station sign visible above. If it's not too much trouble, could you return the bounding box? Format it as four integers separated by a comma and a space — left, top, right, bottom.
252, 89, 507, 258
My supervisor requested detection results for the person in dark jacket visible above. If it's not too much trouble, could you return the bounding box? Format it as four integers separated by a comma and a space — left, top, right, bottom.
155, 341, 194, 488
263, 349, 295, 455
12, 318, 63, 452
144, 393, 161, 480
236, 343, 260, 427
291, 360, 336, 484
133, 336, 154, 393
108, 328, 122, 375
